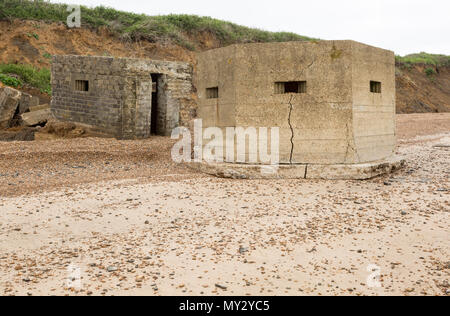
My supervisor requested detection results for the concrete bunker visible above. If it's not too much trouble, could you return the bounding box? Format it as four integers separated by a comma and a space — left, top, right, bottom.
49, 41, 405, 179
51, 55, 195, 139
195, 40, 405, 179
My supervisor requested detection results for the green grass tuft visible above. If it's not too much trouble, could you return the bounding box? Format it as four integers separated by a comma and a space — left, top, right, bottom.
0, 64, 51, 94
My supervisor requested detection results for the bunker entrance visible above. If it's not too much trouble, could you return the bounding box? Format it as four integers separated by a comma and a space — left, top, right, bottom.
150, 74, 161, 135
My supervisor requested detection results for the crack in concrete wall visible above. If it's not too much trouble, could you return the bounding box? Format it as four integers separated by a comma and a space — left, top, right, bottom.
344, 122, 360, 163
288, 94, 295, 164
286, 58, 315, 165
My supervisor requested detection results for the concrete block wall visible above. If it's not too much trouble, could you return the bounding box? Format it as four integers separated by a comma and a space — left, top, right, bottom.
51, 55, 195, 139
51, 56, 125, 137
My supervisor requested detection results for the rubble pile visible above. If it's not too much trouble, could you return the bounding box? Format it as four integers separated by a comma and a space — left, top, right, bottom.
0, 86, 52, 141
0, 86, 51, 127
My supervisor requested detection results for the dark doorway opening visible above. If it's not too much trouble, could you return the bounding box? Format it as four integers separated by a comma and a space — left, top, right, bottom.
150, 74, 160, 135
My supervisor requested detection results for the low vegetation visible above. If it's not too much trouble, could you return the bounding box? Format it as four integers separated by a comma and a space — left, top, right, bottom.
0, 73, 23, 88
425, 67, 437, 77
1, 1, 448, 98
396, 52, 450, 66
0, 0, 315, 50
0, 63, 51, 94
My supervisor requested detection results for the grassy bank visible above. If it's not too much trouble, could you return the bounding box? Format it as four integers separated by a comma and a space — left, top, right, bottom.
0, 63, 51, 94
0, 0, 315, 49
396, 53, 450, 66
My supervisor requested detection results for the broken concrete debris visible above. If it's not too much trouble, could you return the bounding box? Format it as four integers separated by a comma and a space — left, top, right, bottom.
21, 107, 52, 127
0, 86, 57, 141
0, 87, 22, 129
0, 86, 43, 128
28, 103, 50, 113
18, 93, 40, 115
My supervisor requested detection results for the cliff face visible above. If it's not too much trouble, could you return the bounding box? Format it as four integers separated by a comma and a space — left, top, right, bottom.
0, 19, 449, 114
396, 63, 450, 113
0, 20, 197, 67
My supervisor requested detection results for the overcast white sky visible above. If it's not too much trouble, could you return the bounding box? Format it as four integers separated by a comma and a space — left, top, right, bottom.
51, 0, 449, 56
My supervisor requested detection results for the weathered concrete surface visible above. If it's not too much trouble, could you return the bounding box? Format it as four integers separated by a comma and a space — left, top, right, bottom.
21, 108, 52, 126
28, 104, 50, 113
51, 55, 195, 139
0, 87, 22, 129
305, 156, 406, 180
18, 92, 39, 115
352, 41, 396, 163
189, 156, 405, 180
196, 41, 396, 166
189, 162, 307, 180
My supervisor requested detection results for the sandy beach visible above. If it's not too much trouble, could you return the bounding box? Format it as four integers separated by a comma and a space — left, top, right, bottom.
0, 113, 448, 296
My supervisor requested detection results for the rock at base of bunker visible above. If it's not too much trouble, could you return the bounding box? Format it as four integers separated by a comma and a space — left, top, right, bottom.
0, 127, 37, 142
21, 108, 52, 127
